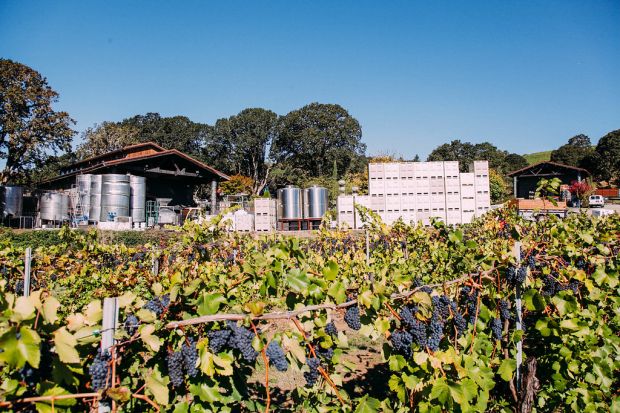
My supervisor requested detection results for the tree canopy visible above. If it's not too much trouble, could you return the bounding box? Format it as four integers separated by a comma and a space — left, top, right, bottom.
550, 134, 594, 167
426, 140, 527, 174
203, 108, 278, 195
593, 129, 620, 183
270, 103, 366, 187
0, 59, 75, 184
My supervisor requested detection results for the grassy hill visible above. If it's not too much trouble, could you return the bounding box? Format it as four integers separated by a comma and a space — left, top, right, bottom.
523, 150, 552, 165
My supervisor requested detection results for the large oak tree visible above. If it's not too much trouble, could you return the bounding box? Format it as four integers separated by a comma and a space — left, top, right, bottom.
0, 59, 75, 184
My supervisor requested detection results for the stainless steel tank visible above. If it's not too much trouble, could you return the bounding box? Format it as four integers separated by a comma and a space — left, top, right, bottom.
40, 191, 69, 221
89, 175, 103, 221
129, 175, 146, 223
0, 186, 24, 218
277, 185, 302, 219
101, 174, 130, 221
303, 186, 328, 219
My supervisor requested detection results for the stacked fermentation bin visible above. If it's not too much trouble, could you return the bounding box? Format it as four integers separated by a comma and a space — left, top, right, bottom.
383, 163, 401, 225
129, 175, 146, 223
472, 161, 491, 217
444, 162, 462, 225
459, 172, 476, 223
414, 162, 431, 226
253, 198, 277, 232
399, 162, 416, 224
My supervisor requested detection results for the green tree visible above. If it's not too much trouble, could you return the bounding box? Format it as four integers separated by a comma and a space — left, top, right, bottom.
203, 108, 278, 195
592, 129, 620, 183
119, 113, 208, 156
76, 122, 140, 159
550, 134, 595, 168
270, 103, 366, 186
0, 59, 75, 183
427, 140, 526, 174
488, 169, 507, 203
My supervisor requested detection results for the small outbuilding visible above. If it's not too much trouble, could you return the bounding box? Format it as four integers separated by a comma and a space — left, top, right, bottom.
507, 161, 589, 199
40, 142, 229, 209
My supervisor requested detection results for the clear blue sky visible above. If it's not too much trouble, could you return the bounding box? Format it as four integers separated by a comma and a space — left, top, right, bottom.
1, 1, 618, 159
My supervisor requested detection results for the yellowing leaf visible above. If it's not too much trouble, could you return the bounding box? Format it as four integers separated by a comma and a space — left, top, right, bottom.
11, 296, 36, 322
140, 324, 161, 352
54, 327, 80, 364
145, 367, 169, 406
84, 300, 102, 325
42, 296, 61, 324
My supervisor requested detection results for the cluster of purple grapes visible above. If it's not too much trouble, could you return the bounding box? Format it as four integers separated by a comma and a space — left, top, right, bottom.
460, 286, 479, 324
489, 317, 503, 340
89, 349, 111, 391
265, 341, 288, 372
344, 305, 362, 330
506, 265, 527, 287
303, 357, 321, 387
182, 338, 199, 377
542, 274, 580, 296
123, 314, 139, 336
206, 322, 258, 362
143, 294, 171, 316
166, 350, 185, 388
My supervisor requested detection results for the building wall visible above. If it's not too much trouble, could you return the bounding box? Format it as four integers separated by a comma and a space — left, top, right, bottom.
338, 161, 490, 228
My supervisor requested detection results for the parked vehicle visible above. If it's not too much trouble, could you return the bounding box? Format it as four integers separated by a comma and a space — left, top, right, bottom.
588, 195, 605, 208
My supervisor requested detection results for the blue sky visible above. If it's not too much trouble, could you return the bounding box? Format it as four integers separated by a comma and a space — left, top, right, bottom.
1, 1, 618, 159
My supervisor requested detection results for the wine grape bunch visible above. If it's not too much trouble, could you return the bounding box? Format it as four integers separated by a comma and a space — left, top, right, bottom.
426, 317, 444, 352
325, 321, 338, 337
226, 321, 258, 362
303, 357, 321, 387
490, 317, 503, 340
266, 341, 288, 372
123, 314, 139, 336
143, 294, 171, 316
89, 349, 111, 391
507, 265, 527, 287
167, 350, 185, 388
208, 329, 231, 353
182, 338, 199, 377
390, 330, 413, 357
344, 305, 362, 330
498, 299, 513, 322
19, 364, 39, 388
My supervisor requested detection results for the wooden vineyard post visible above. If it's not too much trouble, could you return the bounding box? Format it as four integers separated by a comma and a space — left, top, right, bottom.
100, 297, 119, 413
23, 247, 32, 297
151, 251, 159, 276
513, 242, 523, 392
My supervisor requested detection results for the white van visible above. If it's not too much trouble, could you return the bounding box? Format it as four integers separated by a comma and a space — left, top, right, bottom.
588, 195, 605, 208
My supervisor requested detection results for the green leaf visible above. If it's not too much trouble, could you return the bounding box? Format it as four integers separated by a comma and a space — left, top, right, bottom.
498, 359, 516, 381
322, 260, 339, 281
53, 327, 80, 364
354, 395, 381, 413
430, 377, 450, 404
286, 269, 310, 294
145, 366, 169, 406
327, 281, 346, 304
11, 296, 36, 322
189, 383, 223, 403
197, 292, 226, 316
173, 402, 190, 413
0, 326, 41, 369
523, 289, 545, 311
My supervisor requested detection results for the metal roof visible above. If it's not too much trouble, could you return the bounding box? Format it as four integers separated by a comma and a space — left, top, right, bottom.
507, 161, 590, 177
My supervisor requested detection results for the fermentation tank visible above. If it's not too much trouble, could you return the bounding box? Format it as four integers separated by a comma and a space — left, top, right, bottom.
129, 175, 146, 223
40, 192, 69, 221
89, 175, 103, 221
0, 186, 24, 218
277, 186, 302, 219
303, 186, 328, 219
101, 174, 130, 221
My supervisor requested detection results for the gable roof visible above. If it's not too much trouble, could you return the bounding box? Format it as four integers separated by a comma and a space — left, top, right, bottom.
43, 142, 229, 185
507, 161, 590, 177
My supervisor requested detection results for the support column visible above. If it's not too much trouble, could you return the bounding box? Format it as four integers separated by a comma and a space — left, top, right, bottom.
513, 176, 518, 198
211, 180, 218, 215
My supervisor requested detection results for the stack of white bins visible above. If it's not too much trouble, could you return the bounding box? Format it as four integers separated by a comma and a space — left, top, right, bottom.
472, 161, 491, 217
253, 198, 277, 232
337, 160, 491, 227
336, 195, 370, 229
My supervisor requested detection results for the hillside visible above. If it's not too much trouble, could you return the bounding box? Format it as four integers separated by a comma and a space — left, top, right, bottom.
523, 150, 551, 165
